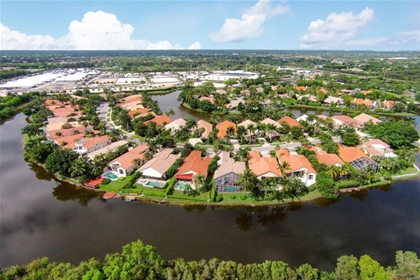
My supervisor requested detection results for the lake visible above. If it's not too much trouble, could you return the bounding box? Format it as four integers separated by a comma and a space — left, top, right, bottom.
1, 113, 420, 271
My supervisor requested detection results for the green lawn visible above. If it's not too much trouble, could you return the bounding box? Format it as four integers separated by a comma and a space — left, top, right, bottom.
394, 167, 419, 176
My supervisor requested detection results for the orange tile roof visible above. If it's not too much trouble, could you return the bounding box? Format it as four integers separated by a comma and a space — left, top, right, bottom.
109, 144, 149, 170
277, 116, 300, 127
294, 86, 307, 91
44, 99, 68, 106
76, 135, 111, 149
117, 95, 143, 107
276, 148, 317, 175
128, 108, 149, 119
248, 151, 283, 177
353, 113, 382, 124
332, 115, 357, 125
144, 115, 173, 126
47, 125, 89, 140
383, 100, 395, 109
175, 150, 212, 179
199, 96, 215, 104
338, 145, 369, 163
46, 105, 80, 118
216, 120, 237, 139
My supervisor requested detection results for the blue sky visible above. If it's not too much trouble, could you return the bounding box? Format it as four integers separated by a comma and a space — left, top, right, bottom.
1, 0, 419, 50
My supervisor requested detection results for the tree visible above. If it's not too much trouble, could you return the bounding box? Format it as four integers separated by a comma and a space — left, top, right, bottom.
45, 149, 78, 177
69, 157, 91, 178
394, 250, 420, 278
365, 120, 419, 149
358, 254, 388, 280
238, 169, 258, 193
342, 129, 360, 146
334, 255, 359, 280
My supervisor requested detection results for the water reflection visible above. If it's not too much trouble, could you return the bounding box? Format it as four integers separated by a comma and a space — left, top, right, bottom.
236, 211, 254, 231
348, 189, 370, 201
29, 163, 53, 181
52, 183, 101, 206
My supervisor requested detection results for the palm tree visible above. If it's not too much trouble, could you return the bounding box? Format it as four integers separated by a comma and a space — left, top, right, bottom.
238, 169, 258, 193
69, 157, 90, 178
326, 165, 338, 179
226, 126, 235, 139
91, 160, 105, 177
132, 158, 143, 168
194, 174, 206, 191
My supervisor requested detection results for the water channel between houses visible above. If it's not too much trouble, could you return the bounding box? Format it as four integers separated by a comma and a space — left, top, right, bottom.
1, 110, 420, 271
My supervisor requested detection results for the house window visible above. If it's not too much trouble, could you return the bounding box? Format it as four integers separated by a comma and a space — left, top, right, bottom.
308, 175, 314, 180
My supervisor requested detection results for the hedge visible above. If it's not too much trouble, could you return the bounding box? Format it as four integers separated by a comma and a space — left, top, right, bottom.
165, 177, 176, 196
102, 178, 111, 185
336, 180, 360, 189
210, 179, 216, 202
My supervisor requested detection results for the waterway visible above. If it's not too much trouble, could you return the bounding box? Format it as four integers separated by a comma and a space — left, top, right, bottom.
1, 113, 420, 271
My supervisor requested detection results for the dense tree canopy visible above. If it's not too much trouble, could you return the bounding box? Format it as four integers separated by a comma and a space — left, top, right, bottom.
365, 120, 419, 149
2, 240, 420, 280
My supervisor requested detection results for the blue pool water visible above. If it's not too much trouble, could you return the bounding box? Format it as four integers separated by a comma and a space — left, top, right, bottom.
104, 173, 118, 180
218, 186, 239, 192
146, 181, 163, 187
176, 183, 188, 190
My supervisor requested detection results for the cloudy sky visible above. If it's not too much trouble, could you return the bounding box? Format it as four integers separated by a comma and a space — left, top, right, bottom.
1, 0, 419, 51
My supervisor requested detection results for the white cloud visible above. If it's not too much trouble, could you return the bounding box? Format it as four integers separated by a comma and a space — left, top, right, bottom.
0, 11, 199, 50
0, 24, 58, 50
400, 29, 420, 42
210, 0, 289, 43
187, 42, 201, 50
300, 7, 376, 49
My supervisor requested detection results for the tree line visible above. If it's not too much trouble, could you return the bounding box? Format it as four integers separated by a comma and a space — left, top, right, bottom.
1, 239, 420, 279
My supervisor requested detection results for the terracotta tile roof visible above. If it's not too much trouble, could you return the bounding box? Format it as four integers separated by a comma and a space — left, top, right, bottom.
353, 113, 382, 124
44, 99, 68, 106
57, 134, 86, 148
278, 116, 300, 127
117, 95, 143, 107
199, 96, 215, 104
46, 105, 80, 118
128, 108, 149, 119
248, 151, 283, 177
175, 150, 212, 179
383, 100, 395, 109
109, 144, 149, 170
216, 120, 237, 139
332, 115, 358, 126
75, 135, 111, 150
47, 125, 89, 140
307, 146, 344, 166
276, 148, 317, 175
338, 145, 369, 163
196, 120, 212, 139
144, 115, 173, 126
294, 86, 307, 91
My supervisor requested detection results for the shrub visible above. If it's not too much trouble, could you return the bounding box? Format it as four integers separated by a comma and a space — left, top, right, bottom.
240, 194, 247, 200
216, 194, 223, 202
61, 123, 73, 129
307, 185, 316, 192
102, 178, 111, 185
165, 177, 176, 196
336, 180, 359, 189
118, 176, 126, 181
210, 179, 216, 202
229, 194, 236, 199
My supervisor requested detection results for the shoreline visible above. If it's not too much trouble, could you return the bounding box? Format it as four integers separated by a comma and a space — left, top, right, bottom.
32, 159, 420, 207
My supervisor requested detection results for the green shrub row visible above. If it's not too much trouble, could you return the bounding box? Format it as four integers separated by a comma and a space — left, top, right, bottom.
210, 179, 216, 202
336, 180, 360, 189
165, 177, 176, 196
102, 178, 111, 185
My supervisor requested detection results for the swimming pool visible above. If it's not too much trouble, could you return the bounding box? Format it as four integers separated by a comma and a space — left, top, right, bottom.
218, 186, 239, 192
146, 181, 163, 187
103, 172, 118, 180
176, 182, 189, 190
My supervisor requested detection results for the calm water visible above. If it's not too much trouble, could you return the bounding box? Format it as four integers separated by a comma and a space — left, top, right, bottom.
151, 91, 211, 121
1, 113, 420, 271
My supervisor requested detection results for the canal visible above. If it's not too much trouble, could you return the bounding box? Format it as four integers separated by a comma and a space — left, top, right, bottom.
1, 113, 420, 271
